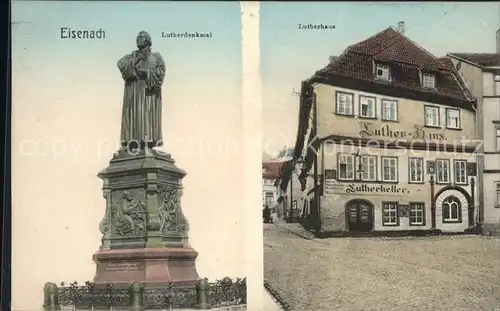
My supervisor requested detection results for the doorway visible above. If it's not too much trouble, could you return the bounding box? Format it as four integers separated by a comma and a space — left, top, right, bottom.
345, 199, 374, 232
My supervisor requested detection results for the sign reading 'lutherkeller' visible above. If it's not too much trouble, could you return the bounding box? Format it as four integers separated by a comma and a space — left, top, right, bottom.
323, 181, 412, 196
345, 184, 409, 194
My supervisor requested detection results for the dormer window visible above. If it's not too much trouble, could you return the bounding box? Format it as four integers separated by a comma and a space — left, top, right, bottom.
422, 72, 436, 89
376, 64, 391, 81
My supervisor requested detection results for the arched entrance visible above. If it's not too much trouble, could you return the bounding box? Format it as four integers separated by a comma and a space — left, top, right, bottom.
434, 186, 472, 226
434, 185, 472, 207
345, 199, 374, 232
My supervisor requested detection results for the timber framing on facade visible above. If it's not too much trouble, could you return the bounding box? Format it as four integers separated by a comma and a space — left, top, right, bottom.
291, 26, 480, 237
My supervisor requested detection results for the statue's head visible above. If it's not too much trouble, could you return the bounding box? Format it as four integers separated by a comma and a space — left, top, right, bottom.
136, 31, 152, 49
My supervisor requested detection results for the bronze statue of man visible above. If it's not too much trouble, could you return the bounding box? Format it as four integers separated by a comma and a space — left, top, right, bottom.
118, 31, 165, 149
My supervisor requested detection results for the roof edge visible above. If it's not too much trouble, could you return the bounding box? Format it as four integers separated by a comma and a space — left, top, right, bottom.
311, 72, 476, 109
446, 53, 484, 68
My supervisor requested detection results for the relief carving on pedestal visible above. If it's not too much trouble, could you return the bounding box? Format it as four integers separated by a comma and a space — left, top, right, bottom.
99, 189, 111, 236
99, 216, 110, 236
111, 190, 147, 236
158, 187, 189, 236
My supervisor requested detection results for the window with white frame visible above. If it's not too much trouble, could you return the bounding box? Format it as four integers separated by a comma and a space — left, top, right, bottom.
409, 203, 425, 225
422, 72, 436, 89
409, 158, 424, 183
442, 196, 462, 223
496, 127, 500, 151
496, 182, 500, 207
446, 108, 461, 129
360, 155, 377, 181
338, 153, 355, 180
424, 106, 440, 127
381, 100, 397, 121
359, 96, 376, 118
382, 202, 399, 226
495, 75, 500, 96
382, 157, 398, 182
336, 92, 353, 116
436, 159, 450, 183
376, 64, 391, 81
454, 160, 467, 184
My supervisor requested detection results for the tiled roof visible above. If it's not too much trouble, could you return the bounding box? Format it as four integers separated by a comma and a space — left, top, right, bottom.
437, 57, 455, 71
262, 161, 287, 179
447, 53, 500, 67
317, 27, 473, 102
438, 56, 475, 100
349, 28, 445, 69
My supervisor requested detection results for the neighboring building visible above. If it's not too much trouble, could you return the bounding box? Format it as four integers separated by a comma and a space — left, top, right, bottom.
262, 161, 284, 209
270, 148, 302, 221
447, 30, 500, 235
275, 162, 302, 222
262, 148, 293, 211
292, 24, 478, 236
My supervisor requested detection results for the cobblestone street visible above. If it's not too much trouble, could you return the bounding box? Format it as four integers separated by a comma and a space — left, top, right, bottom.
264, 223, 500, 311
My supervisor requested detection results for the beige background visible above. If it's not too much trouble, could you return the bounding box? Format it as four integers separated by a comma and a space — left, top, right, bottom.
11, 3, 263, 310
241, 3, 264, 311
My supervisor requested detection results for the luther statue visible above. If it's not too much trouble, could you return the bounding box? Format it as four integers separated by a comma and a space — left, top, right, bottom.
118, 31, 165, 149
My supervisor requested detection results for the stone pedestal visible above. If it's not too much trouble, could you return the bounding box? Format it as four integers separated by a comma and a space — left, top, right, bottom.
92, 247, 199, 287
93, 148, 200, 287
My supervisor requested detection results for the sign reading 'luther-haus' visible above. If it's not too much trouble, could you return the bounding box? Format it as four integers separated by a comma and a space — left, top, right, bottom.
359, 122, 445, 141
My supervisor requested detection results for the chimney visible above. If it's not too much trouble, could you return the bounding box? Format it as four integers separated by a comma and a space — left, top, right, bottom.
497, 28, 500, 54
398, 21, 405, 34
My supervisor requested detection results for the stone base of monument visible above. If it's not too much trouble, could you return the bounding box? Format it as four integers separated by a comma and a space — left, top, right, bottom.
92, 247, 200, 288
93, 147, 201, 288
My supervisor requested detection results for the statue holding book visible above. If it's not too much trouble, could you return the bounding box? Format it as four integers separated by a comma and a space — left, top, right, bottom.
118, 31, 165, 149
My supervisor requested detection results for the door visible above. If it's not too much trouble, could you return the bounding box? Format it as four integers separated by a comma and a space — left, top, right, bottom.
346, 200, 374, 232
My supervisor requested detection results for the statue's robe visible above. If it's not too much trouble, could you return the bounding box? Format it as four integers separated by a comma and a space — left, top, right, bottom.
118, 47, 165, 147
